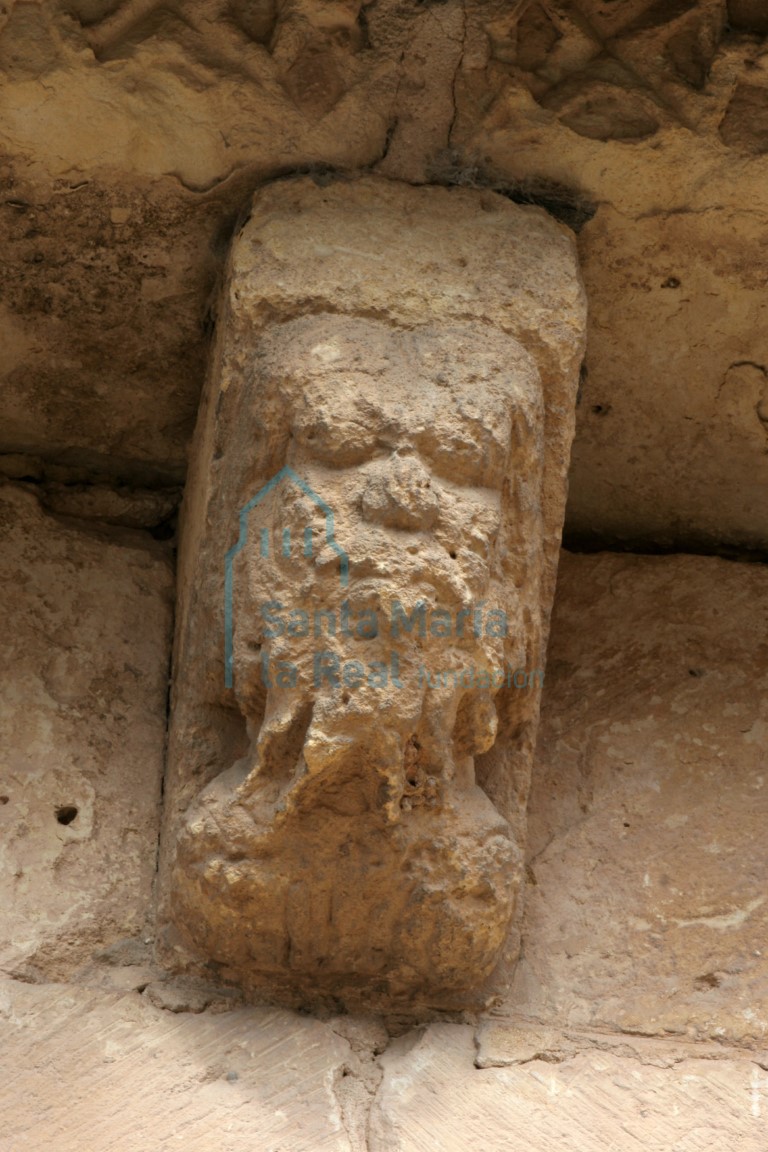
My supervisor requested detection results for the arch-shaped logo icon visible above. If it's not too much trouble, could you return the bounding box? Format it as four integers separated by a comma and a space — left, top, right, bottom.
224, 466, 349, 688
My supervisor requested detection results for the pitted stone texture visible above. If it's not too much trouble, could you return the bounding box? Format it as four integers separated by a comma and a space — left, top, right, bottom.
158, 176, 585, 1011
566, 206, 768, 550
0, 483, 173, 979
510, 551, 768, 1043
4, 1, 768, 555
369, 1023, 768, 1152
0, 979, 353, 1152
0, 0, 464, 482
452, 0, 768, 551
169, 317, 542, 1009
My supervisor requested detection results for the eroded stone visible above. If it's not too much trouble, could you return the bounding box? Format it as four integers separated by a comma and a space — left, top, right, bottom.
509, 551, 768, 1043
370, 1023, 768, 1152
157, 175, 586, 1010
0, 979, 353, 1152
0, 484, 173, 979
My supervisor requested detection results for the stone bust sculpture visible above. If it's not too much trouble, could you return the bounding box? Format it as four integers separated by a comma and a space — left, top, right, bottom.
156, 175, 585, 1012
167, 314, 544, 1007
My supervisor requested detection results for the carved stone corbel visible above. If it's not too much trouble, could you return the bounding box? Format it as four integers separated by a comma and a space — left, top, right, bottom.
156, 175, 586, 1011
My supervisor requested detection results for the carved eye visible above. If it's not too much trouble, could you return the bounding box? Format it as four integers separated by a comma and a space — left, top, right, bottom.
294, 415, 378, 467
416, 407, 511, 489
291, 391, 381, 467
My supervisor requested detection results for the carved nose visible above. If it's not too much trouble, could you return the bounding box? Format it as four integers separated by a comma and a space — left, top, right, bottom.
361, 455, 440, 531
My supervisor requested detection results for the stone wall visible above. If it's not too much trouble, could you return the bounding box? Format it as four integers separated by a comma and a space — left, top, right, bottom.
2, 2, 768, 1147
3, 0, 768, 549
3, 544, 768, 1148
0, 482, 173, 980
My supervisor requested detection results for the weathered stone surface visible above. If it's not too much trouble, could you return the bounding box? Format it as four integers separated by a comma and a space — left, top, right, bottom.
2, 3, 768, 1142
0, 483, 173, 979
0, 175, 219, 485
0, 979, 354, 1151
453, 0, 768, 550
0, 0, 465, 483
3, 1, 768, 551
157, 175, 585, 1010
475, 1019, 574, 1067
474, 1017, 740, 1070
38, 481, 181, 529
566, 206, 768, 550
370, 1022, 768, 1152
508, 551, 768, 1042
168, 319, 537, 1008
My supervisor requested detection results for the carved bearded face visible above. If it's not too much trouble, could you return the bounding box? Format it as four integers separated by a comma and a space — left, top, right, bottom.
171, 314, 547, 1006
230, 316, 544, 817
163, 177, 583, 1010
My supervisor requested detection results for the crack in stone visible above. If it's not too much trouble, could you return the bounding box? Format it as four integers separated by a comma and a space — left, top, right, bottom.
329, 1019, 390, 1152
447, 0, 467, 150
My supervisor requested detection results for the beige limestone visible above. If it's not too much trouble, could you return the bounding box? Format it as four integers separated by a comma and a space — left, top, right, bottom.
509, 551, 768, 1043
0, 0, 465, 483
370, 1022, 768, 1152
454, 0, 768, 550
5, 982, 768, 1152
2, 2, 768, 1142
567, 206, 768, 550
3, 1, 768, 552
0, 979, 355, 1151
0, 482, 173, 980
157, 175, 585, 1011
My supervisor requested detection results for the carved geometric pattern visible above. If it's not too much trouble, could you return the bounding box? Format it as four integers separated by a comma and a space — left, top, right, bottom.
491, 0, 728, 141
81, 0, 280, 88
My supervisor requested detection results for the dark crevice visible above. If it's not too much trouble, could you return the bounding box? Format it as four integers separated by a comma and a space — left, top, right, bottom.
425, 151, 598, 232
357, 3, 371, 49
153, 588, 176, 878
492, 180, 598, 232
149, 515, 178, 541
379, 115, 400, 165
562, 535, 768, 565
